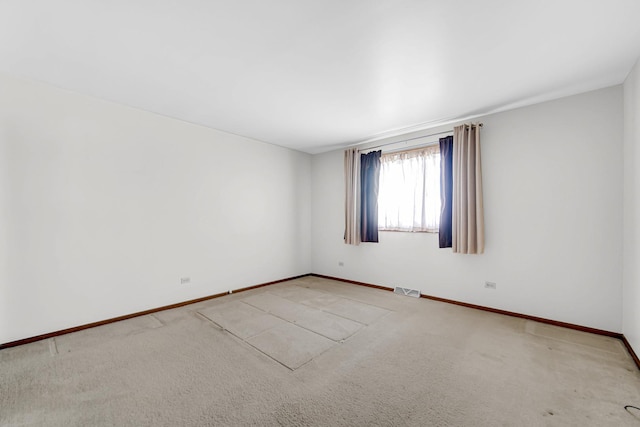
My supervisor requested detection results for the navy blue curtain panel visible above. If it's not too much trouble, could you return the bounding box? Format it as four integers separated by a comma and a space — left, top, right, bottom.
360, 150, 381, 243
439, 136, 454, 248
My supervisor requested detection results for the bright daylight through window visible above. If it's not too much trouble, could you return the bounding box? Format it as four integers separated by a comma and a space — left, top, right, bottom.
378, 145, 440, 232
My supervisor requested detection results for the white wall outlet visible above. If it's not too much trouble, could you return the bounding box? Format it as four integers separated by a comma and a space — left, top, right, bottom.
338, 261, 344, 266
180, 277, 191, 284
484, 281, 496, 289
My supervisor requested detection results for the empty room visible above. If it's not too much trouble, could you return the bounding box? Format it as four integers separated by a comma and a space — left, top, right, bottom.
3, 0, 640, 425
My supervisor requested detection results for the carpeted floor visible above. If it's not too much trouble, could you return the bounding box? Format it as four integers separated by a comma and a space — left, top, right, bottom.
2, 276, 640, 426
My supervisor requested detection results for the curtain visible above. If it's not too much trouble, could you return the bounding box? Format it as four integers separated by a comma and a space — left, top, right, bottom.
378, 146, 440, 232
438, 136, 453, 247
344, 148, 360, 245
452, 124, 485, 254
360, 150, 381, 242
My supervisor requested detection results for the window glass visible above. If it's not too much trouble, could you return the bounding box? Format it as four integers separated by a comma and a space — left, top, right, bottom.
378, 146, 440, 232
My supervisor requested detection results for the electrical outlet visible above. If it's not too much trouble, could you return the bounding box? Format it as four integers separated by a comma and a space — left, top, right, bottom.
338, 261, 344, 267
484, 281, 496, 289
180, 277, 191, 284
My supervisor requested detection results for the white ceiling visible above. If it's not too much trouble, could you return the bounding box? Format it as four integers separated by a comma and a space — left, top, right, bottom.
1, 1, 640, 154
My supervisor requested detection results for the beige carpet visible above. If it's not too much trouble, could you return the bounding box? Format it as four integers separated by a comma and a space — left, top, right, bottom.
2, 276, 640, 426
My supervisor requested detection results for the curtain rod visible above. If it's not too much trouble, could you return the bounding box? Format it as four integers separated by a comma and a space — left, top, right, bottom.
363, 123, 483, 151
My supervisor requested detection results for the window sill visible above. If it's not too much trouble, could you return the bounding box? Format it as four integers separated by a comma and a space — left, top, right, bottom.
378, 229, 438, 234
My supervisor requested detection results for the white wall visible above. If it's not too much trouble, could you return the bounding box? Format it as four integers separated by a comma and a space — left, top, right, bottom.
0, 74, 311, 344
623, 58, 640, 352
312, 86, 623, 332
0, 72, 628, 345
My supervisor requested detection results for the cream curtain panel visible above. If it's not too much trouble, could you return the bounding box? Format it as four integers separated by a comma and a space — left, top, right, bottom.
344, 148, 360, 245
452, 124, 485, 254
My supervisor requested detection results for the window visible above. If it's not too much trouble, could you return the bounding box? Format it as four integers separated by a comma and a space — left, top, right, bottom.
378, 145, 440, 232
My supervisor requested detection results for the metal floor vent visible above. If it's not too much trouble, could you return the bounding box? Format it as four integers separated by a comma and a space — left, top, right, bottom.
393, 286, 421, 298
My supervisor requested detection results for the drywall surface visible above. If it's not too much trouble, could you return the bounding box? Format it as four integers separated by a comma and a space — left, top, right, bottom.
311, 86, 623, 332
0, 74, 311, 344
624, 58, 640, 352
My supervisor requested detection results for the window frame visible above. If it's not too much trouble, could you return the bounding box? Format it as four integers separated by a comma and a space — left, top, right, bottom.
377, 144, 441, 234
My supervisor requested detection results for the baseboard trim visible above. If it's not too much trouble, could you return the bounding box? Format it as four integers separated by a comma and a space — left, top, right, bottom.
310, 273, 623, 339
621, 335, 640, 369
0, 274, 309, 350
312, 274, 393, 292
420, 295, 621, 338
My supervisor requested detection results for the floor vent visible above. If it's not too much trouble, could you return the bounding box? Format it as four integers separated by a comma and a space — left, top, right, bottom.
393, 286, 421, 298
